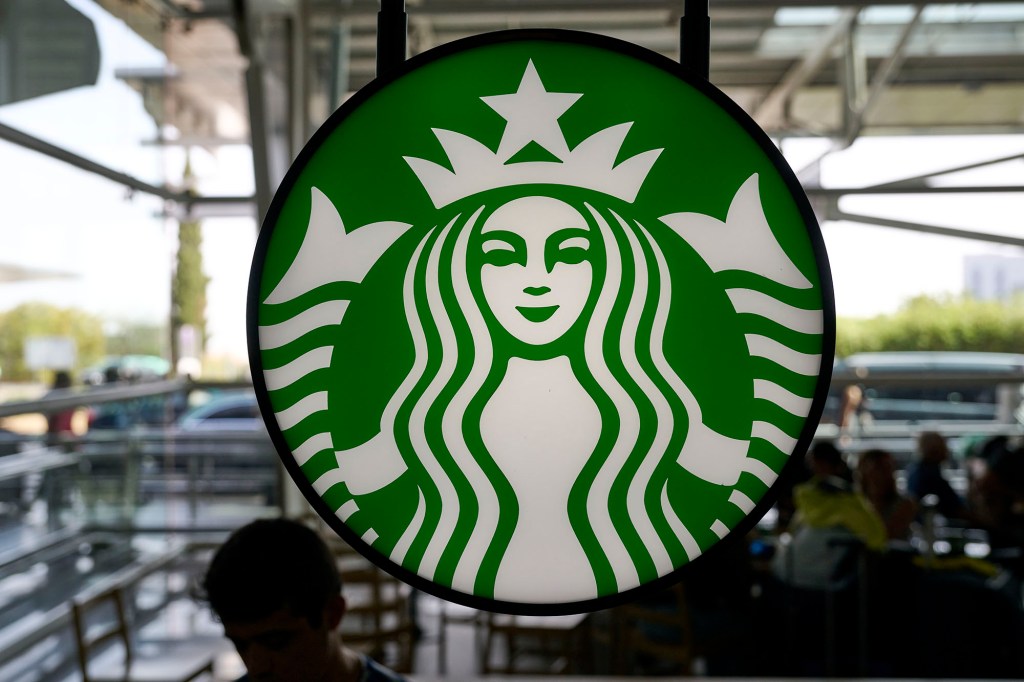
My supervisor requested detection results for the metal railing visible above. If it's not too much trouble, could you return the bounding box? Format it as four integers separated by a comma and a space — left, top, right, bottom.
0, 379, 282, 532
0, 380, 278, 679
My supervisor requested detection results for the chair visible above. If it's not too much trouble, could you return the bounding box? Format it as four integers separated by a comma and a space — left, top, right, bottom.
436, 599, 483, 674
480, 612, 590, 674
71, 584, 215, 682
587, 605, 624, 674
331, 543, 417, 673
609, 583, 694, 675
774, 531, 871, 676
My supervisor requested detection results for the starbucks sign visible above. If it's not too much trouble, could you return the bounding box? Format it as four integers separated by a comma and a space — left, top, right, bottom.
248, 30, 835, 614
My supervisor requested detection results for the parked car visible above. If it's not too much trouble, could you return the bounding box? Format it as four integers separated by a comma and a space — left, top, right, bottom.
143, 389, 277, 501
0, 427, 22, 457
169, 389, 273, 471
178, 390, 265, 432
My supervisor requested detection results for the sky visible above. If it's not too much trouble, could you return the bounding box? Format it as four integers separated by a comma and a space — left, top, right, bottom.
786, 134, 1024, 317
0, 1, 1022, 369
0, 0, 256, 365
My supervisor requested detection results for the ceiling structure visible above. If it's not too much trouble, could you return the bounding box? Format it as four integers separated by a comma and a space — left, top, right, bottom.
99, 0, 1024, 138
5, 1, 1024, 242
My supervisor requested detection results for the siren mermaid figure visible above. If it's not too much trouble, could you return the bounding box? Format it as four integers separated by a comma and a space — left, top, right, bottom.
255, 57, 827, 607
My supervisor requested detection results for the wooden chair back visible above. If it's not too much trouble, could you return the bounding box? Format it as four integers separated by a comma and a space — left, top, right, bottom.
71, 585, 134, 682
329, 538, 417, 673
70, 583, 215, 682
480, 612, 589, 674
614, 582, 694, 675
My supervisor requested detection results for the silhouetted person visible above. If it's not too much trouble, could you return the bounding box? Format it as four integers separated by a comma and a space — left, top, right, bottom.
773, 441, 886, 590
45, 370, 76, 446
907, 431, 967, 520
968, 436, 1024, 569
839, 384, 871, 434
856, 448, 917, 541
202, 518, 407, 682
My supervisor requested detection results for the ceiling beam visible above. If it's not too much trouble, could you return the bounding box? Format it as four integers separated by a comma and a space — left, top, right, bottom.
809, 184, 1024, 197
753, 8, 858, 131
318, 0, 1024, 15
867, 151, 1024, 190
842, 4, 924, 146
0, 120, 253, 209
829, 209, 1024, 247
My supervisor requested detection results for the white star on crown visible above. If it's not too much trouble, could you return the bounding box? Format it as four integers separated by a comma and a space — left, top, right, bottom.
404, 60, 663, 209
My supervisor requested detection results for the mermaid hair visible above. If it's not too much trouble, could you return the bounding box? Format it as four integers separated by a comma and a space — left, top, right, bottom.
383, 192, 698, 599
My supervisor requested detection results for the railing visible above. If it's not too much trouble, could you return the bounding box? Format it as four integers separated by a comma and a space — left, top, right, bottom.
819, 366, 1024, 464
74, 427, 281, 532
0, 371, 1021, 679
4, 372, 1022, 518
816, 420, 1024, 464
1, 376, 280, 532
0, 532, 223, 682
0, 378, 190, 419
0, 380, 280, 679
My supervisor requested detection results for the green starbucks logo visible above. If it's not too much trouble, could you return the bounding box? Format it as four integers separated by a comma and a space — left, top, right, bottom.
249, 32, 834, 613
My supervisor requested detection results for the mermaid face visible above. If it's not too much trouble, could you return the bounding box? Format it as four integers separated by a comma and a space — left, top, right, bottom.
479, 196, 593, 346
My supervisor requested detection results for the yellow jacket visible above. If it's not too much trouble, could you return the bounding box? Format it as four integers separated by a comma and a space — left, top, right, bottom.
793, 478, 888, 551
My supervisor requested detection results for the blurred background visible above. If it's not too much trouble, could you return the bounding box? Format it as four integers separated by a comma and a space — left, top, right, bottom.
0, 1, 1022, 680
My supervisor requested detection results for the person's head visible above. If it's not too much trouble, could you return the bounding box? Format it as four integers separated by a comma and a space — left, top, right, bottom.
202, 518, 345, 682
857, 448, 897, 496
806, 440, 849, 480
967, 436, 1024, 526
52, 370, 71, 390
917, 431, 949, 464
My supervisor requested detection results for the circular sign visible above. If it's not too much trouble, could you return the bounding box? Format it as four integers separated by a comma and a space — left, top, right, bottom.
248, 30, 835, 614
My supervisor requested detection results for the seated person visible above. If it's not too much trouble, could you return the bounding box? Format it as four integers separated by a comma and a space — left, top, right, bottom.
773, 441, 887, 590
907, 431, 968, 521
201, 517, 407, 682
968, 436, 1024, 569
856, 448, 917, 541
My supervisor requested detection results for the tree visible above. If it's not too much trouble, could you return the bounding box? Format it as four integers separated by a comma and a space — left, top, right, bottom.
105, 321, 168, 358
170, 157, 210, 371
0, 303, 105, 381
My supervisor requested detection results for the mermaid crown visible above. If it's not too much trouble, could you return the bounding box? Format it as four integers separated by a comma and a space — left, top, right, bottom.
404, 60, 663, 209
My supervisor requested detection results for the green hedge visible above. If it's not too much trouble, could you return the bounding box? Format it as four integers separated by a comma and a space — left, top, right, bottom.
837, 295, 1024, 358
